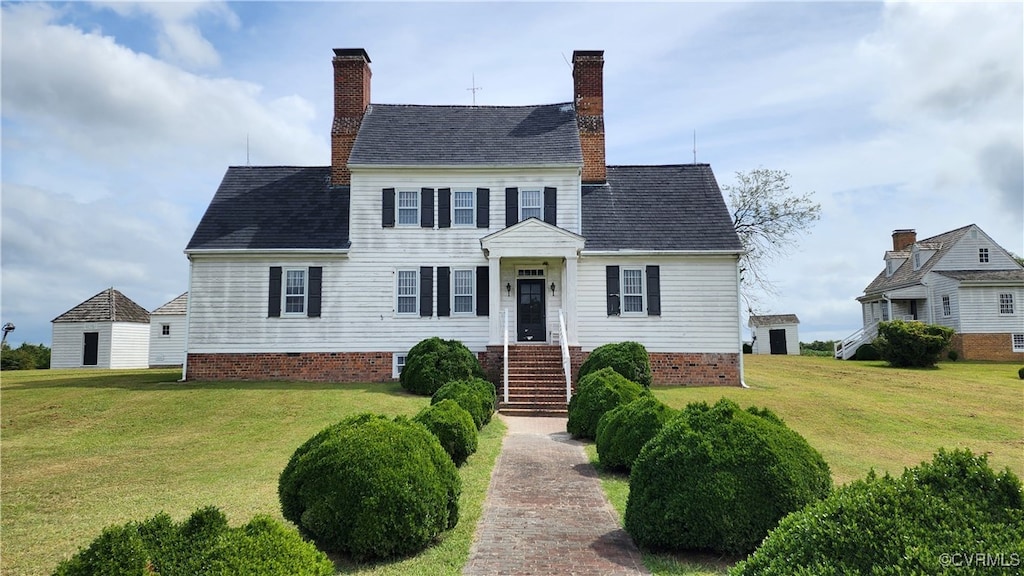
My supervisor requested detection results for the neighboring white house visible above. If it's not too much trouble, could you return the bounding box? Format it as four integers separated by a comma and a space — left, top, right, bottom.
149, 292, 188, 368
183, 49, 745, 388
51, 288, 151, 369
749, 314, 800, 355
838, 225, 1024, 361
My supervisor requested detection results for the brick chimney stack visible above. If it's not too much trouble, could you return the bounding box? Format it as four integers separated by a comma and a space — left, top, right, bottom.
573, 50, 606, 184
331, 48, 371, 187
892, 229, 917, 251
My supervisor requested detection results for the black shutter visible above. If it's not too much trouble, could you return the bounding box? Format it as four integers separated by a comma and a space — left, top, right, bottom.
646, 265, 660, 316
606, 265, 620, 316
268, 267, 282, 317
438, 188, 451, 229
543, 187, 557, 226
505, 187, 518, 227
476, 266, 489, 316
419, 266, 433, 317
437, 266, 451, 317
382, 188, 395, 228
477, 188, 490, 228
421, 188, 434, 228
307, 267, 323, 318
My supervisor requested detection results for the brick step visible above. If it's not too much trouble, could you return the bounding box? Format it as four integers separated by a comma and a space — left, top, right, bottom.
505, 389, 568, 399
507, 364, 564, 374
498, 402, 568, 417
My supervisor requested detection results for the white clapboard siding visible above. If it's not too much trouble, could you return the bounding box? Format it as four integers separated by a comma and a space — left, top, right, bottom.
149, 314, 187, 366
958, 286, 1024, 333
51, 323, 112, 368
575, 255, 740, 353
110, 323, 151, 368
926, 272, 962, 331
932, 226, 1020, 272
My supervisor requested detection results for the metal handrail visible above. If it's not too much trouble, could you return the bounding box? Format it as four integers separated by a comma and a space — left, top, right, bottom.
502, 308, 509, 403
558, 309, 572, 402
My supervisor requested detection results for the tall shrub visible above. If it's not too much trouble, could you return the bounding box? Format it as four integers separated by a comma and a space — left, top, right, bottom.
432, 378, 496, 430
595, 395, 676, 472
414, 399, 478, 466
578, 341, 652, 387
400, 337, 486, 396
567, 367, 646, 440
873, 320, 954, 368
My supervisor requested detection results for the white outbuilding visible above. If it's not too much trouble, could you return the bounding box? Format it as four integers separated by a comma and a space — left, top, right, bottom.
149, 292, 188, 368
51, 288, 151, 369
749, 314, 800, 355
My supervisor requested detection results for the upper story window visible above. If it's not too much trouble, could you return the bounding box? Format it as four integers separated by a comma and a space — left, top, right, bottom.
520, 190, 543, 220
979, 248, 990, 263
999, 293, 1014, 314
161, 324, 171, 336
913, 252, 921, 270
453, 269, 475, 313
398, 190, 420, 225
396, 270, 419, 314
453, 190, 475, 226
622, 268, 645, 313
284, 269, 307, 314
942, 295, 951, 317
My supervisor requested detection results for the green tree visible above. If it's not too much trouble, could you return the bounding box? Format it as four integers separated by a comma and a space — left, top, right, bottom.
724, 168, 821, 312
1, 342, 51, 370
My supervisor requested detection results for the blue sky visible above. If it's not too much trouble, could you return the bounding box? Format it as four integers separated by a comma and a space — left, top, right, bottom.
2, 1, 1022, 348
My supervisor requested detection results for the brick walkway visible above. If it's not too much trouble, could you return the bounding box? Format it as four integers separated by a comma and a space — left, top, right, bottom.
463, 415, 648, 575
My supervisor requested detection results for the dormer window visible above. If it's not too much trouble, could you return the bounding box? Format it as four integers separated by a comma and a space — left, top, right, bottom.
913, 252, 921, 270
979, 248, 989, 263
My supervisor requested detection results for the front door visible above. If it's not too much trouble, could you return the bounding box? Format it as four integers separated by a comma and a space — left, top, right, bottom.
83, 332, 99, 366
517, 279, 545, 342
768, 329, 787, 355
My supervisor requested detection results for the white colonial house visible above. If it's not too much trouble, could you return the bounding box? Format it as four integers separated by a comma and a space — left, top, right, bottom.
838, 226, 1024, 361
749, 314, 800, 355
149, 292, 188, 368
183, 49, 745, 408
51, 288, 151, 369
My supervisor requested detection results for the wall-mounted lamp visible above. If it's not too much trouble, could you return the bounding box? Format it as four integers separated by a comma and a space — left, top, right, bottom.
550, 282, 556, 296
506, 282, 512, 297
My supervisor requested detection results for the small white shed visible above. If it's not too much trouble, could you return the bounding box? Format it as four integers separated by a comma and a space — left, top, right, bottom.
51, 288, 151, 369
749, 314, 800, 355
149, 292, 188, 368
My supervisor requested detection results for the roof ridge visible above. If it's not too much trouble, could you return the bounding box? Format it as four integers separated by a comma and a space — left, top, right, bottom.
369, 102, 574, 110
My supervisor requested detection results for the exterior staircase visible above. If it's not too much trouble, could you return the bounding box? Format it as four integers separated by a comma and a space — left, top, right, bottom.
499, 345, 571, 417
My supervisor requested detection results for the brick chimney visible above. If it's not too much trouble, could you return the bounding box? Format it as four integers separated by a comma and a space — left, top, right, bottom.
331, 48, 371, 187
573, 50, 606, 184
892, 229, 917, 251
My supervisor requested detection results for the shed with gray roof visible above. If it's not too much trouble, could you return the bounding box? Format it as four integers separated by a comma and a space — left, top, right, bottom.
51, 288, 151, 369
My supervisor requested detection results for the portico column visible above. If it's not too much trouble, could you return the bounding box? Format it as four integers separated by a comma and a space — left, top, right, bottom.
565, 255, 579, 345
489, 255, 501, 345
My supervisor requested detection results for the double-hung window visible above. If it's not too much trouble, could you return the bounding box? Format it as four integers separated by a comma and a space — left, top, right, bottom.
453, 269, 474, 313
453, 190, 475, 226
397, 270, 419, 314
284, 269, 307, 315
161, 324, 171, 336
520, 190, 542, 220
979, 248, 990, 263
999, 293, 1014, 314
398, 191, 419, 225
1012, 334, 1024, 353
942, 295, 951, 317
622, 268, 644, 313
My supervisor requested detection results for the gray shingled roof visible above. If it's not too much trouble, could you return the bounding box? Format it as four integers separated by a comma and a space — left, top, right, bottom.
749, 314, 800, 327
581, 165, 744, 252
53, 288, 151, 324
348, 104, 583, 166
186, 167, 350, 251
860, 225, 972, 297
935, 270, 1024, 283
152, 292, 188, 315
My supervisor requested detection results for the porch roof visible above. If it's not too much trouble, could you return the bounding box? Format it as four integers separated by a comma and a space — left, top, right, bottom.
480, 218, 585, 259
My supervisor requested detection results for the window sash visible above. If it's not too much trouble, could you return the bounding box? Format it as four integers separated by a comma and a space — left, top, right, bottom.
1013, 334, 1024, 352
161, 324, 170, 336
520, 190, 542, 220
284, 269, 306, 314
398, 191, 419, 225
999, 293, 1014, 314
622, 268, 644, 313
979, 248, 990, 263
942, 295, 951, 317
453, 269, 474, 313
453, 191, 475, 225
397, 270, 418, 314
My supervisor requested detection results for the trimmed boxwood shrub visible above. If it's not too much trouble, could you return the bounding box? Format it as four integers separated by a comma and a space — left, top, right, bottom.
53, 507, 333, 576
578, 341, 652, 387
278, 413, 460, 561
400, 337, 486, 396
625, 398, 832, 556
567, 367, 646, 440
873, 320, 955, 368
595, 395, 676, 471
852, 341, 880, 360
1018, 367, 1024, 380
414, 399, 478, 466
432, 377, 496, 430
732, 449, 1024, 575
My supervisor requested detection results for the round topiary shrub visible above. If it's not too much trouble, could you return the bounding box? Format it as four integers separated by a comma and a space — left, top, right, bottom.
53, 507, 334, 576
732, 449, 1024, 575
567, 367, 646, 440
432, 377, 496, 430
625, 398, 832, 556
278, 414, 460, 561
1018, 367, 1024, 380
578, 341, 653, 387
400, 337, 486, 396
414, 399, 478, 466
596, 395, 676, 472
852, 341, 880, 361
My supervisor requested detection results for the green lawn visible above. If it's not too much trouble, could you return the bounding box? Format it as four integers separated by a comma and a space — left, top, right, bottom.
0, 369, 504, 576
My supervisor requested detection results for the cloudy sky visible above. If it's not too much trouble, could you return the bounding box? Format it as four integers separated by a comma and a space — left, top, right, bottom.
2, 1, 1022, 348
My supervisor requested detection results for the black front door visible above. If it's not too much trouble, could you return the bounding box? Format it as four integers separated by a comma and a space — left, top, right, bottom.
517, 279, 545, 342
768, 329, 787, 355
83, 332, 99, 366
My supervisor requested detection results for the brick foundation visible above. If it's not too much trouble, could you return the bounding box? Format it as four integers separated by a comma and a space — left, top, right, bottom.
503, 347, 742, 387
186, 352, 393, 382
955, 333, 1024, 362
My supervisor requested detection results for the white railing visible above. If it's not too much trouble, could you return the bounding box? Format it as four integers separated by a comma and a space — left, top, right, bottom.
502, 308, 509, 403
558, 309, 572, 402
834, 322, 879, 360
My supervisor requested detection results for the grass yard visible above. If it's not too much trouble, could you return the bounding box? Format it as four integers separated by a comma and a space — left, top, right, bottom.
0, 369, 505, 576
589, 354, 1024, 575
